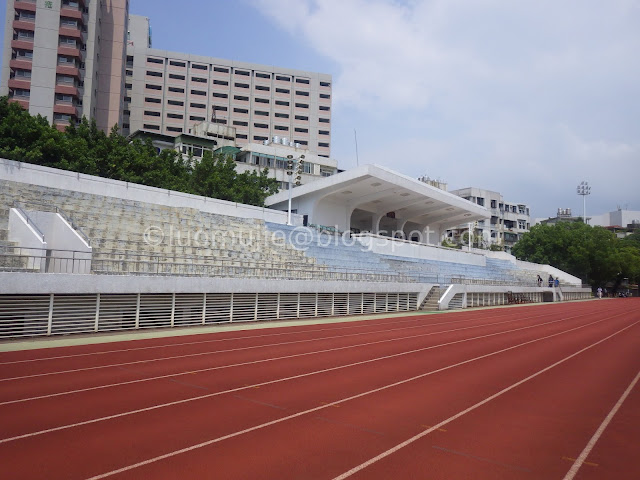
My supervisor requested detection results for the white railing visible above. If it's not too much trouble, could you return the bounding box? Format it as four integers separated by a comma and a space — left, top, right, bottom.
0, 291, 419, 339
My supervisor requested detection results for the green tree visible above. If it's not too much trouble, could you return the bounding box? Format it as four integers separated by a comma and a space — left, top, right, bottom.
512, 222, 640, 287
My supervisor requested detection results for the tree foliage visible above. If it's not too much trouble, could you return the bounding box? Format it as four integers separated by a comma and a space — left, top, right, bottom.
511, 222, 640, 288
0, 96, 279, 206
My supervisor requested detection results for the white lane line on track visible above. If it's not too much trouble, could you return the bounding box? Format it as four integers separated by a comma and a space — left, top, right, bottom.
0, 313, 621, 446
0, 311, 560, 382
0, 309, 530, 365
562, 368, 640, 480
1, 313, 584, 405
331, 320, 640, 480
82, 319, 639, 480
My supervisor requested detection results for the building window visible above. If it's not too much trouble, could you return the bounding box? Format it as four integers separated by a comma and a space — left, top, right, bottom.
236, 134, 248, 139
190, 102, 206, 108
255, 98, 269, 104
320, 81, 331, 87
235, 69, 250, 76
60, 18, 79, 28
212, 92, 227, 98
275, 100, 289, 106
126, 70, 133, 76
274, 125, 289, 131
190, 89, 206, 96
254, 110, 269, 116
192, 77, 207, 83
319, 130, 330, 135
233, 107, 248, 113
12, 88, 30, 98
189, 116, 205, 121
213, 66, 229, 73
319, 105, 330, 111
234, 83, 249, 89
234, 95, 249, 101
167, 99, 184, 106
275, 88, 290, 94
169, 73, 185, 80
295, 115, 308, 121
275, 113, 289, 118
147, 70, 163, 77
143, 124, 160, 130
275, 75, 290, 81
145, 97, 161, 103
213, 105, 227, 111
56, 75, 75, 84
319, 117, 330, 123
169, 60, 185, 67
295, 78, 310, 84
167, 113, 183, 119
318, 142, 330, 148
233, 120, 248, 126
15, 50, 34, 60
53, 113, 72, 122
295, 140, 309, 146
146, 84, 162, 90
167, 126, 183, 132
191, 63, 208, 70
256, 85, 270, 91
55, 93, 74, 103
294, 127, 308, 133
255, 72, 270, 79
144, 110, 161, 116
253, 136, 268, 141
254, 123, 268, 128
58, 36, 76, 46
296, 91, 309, 96
147, 57, 164, 64
14, 69, 32, 79
295, 103, 309, 109
213, 79, 228, 86
320, 93, 331, 99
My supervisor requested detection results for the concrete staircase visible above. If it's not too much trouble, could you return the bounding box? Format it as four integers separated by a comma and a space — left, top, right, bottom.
419, 285, 442, 311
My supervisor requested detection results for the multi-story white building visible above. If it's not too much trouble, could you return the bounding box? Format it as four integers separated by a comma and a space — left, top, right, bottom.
445, 187, 531, 250
1, 0, 128, 131
123, 15, 333, 158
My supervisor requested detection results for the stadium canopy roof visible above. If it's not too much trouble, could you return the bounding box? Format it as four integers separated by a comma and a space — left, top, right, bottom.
265, 164, 488, 241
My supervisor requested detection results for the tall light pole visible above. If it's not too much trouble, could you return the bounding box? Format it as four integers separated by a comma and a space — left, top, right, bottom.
286, 154, 305, 226
576, 181, 591, 224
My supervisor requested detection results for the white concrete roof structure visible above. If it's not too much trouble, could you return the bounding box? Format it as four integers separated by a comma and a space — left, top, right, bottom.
266, 164, 488, 243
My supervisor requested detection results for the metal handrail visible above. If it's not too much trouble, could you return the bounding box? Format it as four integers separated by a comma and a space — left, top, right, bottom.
12, 202, 45, 242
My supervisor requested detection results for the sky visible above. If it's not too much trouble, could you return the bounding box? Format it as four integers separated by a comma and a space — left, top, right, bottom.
3, 0, 639, 219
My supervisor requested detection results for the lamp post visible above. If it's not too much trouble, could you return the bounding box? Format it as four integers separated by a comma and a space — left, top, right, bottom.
576, 181, 591, 224
286, 154, 305, 226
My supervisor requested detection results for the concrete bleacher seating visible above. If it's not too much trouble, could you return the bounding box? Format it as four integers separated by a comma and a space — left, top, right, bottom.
0, 180, 324, 278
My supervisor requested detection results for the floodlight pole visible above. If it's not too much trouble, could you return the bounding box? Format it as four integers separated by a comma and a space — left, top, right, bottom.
576, 181, 591, 224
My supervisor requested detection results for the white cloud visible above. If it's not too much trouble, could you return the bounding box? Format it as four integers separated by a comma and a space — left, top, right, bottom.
251, 0, 640, 215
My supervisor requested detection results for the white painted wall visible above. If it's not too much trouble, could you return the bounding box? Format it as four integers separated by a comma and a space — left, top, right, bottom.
354, 233, 486, 266
0, 158, 301, 226
8, 209, 46, 271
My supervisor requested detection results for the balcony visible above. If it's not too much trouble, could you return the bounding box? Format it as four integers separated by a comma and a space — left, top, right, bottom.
9, 59, 32, 70
8, 78, 31, 90
58, 26, 82, 39
56, 65, 80, 78
12, 20, 35, 31
60, 7, 83, 20
9, 98, 29, 109
14, 2, 37, 13
55, 84, 80, 96
11, 39, 34, 51
58, 45, 82, 59
53, 103, 78, 116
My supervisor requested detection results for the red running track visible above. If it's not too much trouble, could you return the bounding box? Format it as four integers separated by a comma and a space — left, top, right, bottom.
0, 299, 638, 479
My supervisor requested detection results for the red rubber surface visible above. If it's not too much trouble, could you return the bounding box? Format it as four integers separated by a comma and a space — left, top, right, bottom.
0, 299, 638, 479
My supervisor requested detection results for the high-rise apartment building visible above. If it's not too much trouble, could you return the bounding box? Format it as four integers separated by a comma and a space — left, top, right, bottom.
2, 7, 332, 157
123, 15, 333, 157
1, 0, 129, 131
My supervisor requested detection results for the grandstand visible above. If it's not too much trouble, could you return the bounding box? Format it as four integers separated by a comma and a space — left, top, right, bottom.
0, 158, 590, 338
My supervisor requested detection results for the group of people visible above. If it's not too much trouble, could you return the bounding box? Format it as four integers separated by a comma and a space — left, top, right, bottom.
537, 275, 559, 288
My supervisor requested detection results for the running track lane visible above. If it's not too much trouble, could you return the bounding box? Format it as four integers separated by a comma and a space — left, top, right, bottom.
94, 304, 637, 480
0, 299, 637, 479
0, 305, 607, 441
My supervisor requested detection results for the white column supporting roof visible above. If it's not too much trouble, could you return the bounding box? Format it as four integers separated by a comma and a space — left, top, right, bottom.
265, 165, 488, 233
